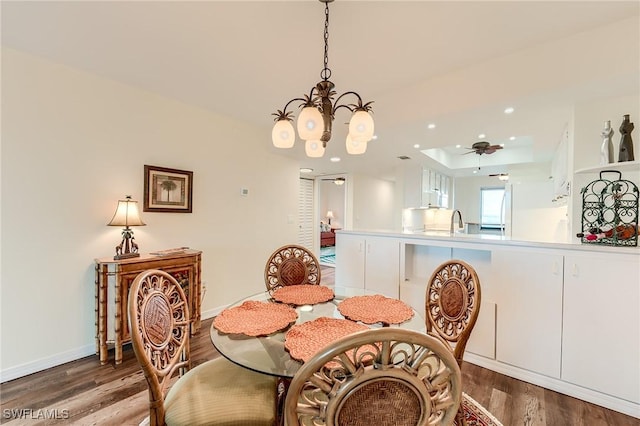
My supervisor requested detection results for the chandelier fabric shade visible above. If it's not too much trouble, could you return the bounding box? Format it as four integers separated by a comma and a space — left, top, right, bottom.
271, 0, 374, 157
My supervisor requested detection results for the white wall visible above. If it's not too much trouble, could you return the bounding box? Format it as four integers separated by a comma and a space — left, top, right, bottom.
573, 94, 640, 171
1, 48, 300, 380
350, 174, 395, 231
509, 181, 570, 243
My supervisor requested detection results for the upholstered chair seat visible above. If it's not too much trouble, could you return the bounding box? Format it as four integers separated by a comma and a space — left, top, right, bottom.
163, 359, 276, 426
129, 269, 277, 426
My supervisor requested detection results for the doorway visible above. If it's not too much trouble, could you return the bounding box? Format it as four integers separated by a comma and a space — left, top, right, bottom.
318, 175, 347, 267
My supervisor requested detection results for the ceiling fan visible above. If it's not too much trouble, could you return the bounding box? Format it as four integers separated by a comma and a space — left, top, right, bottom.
489, 173, 510, 181
321, 177, 346, 185
464, 141, 503, 155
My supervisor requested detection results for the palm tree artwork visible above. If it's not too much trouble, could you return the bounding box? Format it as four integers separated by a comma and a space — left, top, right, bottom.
160, 179, 178, 202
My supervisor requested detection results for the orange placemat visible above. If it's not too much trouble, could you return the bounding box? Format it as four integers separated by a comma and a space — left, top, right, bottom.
338, 294, 414, 325
284, 317, 369, 363
213, 301, 298, 336
272, 285, 335, 306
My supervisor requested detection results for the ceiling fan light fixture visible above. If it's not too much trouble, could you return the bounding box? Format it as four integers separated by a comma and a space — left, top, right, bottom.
271, 0, 374, 157
334, 177, 345, 185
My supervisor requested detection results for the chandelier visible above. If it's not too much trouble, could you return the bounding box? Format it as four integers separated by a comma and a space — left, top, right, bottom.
271, 0, 374, 158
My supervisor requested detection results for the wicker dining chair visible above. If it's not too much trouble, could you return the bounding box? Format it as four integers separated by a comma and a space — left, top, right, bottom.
425, 259, 482, 368
264, 244, 321, 292
128, 270, 277, 426
284, 328, 462, 426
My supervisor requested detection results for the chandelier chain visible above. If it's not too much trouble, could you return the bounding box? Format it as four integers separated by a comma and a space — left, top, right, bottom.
321, 1, 331, 81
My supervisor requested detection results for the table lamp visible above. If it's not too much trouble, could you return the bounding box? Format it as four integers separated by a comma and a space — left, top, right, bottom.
108, 195, 146, 260
326, 210, 334, 225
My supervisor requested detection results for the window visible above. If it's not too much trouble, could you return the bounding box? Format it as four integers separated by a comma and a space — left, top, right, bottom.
480, 187, 505, 229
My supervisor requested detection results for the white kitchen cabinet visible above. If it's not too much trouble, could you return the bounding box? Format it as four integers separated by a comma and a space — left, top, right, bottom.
492, 248, 564, 378
562, 251, 640, 404
336, 233, 400, 298
401, 165, 450, 209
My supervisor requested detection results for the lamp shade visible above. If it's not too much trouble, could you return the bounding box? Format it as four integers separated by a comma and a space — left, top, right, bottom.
297, 106, 324, 141
346, 134, 367, 155
326, 210, 334, 219
305, 140, 325, 158
348, 110, 374, 143
272, 119, 295, 148
108, 196, 146, 227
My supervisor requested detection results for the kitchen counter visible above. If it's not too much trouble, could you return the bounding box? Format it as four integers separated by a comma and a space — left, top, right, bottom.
336, 228, 640, 255
334, 228, 639, 417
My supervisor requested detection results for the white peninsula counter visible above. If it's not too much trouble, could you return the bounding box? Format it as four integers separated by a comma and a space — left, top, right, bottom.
334, 229, 639, 418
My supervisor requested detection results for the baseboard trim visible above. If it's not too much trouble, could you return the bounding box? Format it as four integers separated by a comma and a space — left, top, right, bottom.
464, 353, 640, 419
1, 344, 95, 383
1, 307, 225, 384
202, 306, 224, 320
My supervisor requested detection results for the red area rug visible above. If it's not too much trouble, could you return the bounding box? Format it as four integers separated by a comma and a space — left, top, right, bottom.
458, 393, 503, 426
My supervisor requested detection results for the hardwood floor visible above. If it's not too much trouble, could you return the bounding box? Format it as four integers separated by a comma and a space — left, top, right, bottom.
1, 266, 637, 425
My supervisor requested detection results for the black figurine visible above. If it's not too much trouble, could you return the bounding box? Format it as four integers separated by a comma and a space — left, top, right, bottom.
618, 114, 635, 162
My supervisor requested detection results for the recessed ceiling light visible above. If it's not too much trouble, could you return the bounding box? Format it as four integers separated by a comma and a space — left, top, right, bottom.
473, 170, 478, 174
300, 168, 313, 173
413, 144, 420, 149
330, 157, 341, 162
478, 133, 486, 139
509, 136, 516, 141
371, 135, 378, 140
504, 107, 515, 114
455, 144, 461, 148
500, 143, 505, 147
428, 123, 436, 129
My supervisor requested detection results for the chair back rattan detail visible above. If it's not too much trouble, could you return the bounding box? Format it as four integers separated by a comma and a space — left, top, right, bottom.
284, 328, 462, 426
264, 244, 321, 292
128, 270, 190, 426
425, 260, 481, 367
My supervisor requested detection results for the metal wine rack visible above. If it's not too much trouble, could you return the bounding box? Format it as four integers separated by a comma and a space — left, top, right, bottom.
580, 170, 638, 247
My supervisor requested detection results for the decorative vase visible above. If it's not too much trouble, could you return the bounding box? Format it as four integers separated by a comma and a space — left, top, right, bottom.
618, 114, 635, 162
600, 120, 614, 165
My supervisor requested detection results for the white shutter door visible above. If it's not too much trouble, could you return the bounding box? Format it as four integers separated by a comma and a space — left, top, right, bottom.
298, 178, 314, 248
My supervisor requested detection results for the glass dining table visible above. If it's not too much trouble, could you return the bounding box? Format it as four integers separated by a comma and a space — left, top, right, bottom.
209, 286, 426, 379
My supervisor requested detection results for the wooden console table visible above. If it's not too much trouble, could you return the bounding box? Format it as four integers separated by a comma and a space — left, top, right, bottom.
94, 249, 202, 365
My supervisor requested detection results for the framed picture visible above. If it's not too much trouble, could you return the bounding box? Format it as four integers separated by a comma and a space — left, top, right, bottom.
143, 165, 193, 213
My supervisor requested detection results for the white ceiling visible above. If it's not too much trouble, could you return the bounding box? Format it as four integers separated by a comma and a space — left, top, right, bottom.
2, 1, 639, 180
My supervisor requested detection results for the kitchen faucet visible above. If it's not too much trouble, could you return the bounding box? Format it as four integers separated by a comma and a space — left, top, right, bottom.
450, 209, 464, 234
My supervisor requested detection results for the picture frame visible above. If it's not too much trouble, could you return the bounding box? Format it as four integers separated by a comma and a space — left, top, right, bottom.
143, 165, 193, 213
